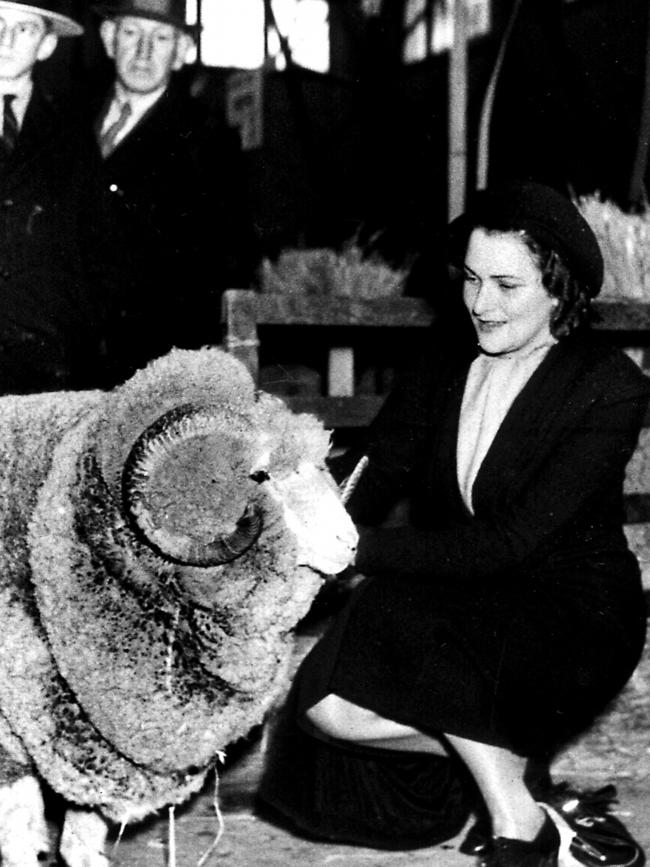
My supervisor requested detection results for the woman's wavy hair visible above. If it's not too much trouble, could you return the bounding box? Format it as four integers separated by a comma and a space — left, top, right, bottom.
517, 230, 597, 338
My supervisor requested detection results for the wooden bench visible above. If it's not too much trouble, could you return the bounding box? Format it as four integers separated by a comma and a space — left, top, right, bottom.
220, 289, 435, 430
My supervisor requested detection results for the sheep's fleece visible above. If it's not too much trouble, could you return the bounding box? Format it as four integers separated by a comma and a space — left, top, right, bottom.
0, 347, 355, 825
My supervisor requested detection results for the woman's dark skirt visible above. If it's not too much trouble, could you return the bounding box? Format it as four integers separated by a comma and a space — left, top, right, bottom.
258, 568, 646, 848
257, 676, 477, 849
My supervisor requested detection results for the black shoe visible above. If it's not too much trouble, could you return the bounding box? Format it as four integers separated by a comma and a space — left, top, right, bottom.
542, 791, 646, 867
479, 812, 560, 867
464, 782, 646, 867
460, 780, 581, 857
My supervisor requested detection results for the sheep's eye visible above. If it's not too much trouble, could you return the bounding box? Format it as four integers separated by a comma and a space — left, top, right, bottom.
250, 470, 270, 484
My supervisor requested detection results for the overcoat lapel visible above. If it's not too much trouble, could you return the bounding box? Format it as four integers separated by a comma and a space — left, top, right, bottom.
1, 87, 57, 192
103, 87, 178, 168
93, 90, 113, 141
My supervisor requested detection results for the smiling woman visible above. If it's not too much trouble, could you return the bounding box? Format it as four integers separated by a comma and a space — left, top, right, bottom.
462, 229, 558, 357
260, 181, 650, 867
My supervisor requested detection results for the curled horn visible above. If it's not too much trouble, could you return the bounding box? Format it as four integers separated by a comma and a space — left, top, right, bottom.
122, 405, 263, 566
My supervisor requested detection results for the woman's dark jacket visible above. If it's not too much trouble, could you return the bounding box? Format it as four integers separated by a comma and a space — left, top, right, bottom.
257, 327, 650, 843
338, 329, 650, 604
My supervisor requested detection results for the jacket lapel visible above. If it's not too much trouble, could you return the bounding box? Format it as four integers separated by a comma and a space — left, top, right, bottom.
430, 352, 475, 520
470, 337, 590, 514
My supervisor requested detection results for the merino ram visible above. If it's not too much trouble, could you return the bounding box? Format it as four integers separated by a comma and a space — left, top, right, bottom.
0, 347, 357, 867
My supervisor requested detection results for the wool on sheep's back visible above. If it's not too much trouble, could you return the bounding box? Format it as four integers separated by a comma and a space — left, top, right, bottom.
0, 390, 205, 822
29, 408, 300, 773
0, 347, 337, 824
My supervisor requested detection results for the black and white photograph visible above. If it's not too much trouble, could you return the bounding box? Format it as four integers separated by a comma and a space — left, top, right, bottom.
0, 1, 648, 865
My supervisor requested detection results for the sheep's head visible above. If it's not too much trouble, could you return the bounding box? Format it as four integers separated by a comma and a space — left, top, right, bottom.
247, 392, 358, 575
97, 348, 357, 576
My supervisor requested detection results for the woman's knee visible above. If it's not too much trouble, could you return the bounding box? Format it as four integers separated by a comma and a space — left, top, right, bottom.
306, 694, 377, 741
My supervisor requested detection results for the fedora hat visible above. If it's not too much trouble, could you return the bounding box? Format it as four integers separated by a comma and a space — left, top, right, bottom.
0, 0, 83, 35
93, 0, 197, 34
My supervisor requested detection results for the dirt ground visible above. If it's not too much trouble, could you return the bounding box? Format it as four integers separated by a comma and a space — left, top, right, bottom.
46, 626, 650, 865
87, 756, 650, 867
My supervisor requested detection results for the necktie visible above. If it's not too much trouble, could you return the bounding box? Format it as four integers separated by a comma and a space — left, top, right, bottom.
99, 100, 132, 158
1, 94, 18, 158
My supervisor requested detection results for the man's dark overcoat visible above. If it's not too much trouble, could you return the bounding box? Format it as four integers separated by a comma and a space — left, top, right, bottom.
0, 83, 125, 394
95, 80, 258, 376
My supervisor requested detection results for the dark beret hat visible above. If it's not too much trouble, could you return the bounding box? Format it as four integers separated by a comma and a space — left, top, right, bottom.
448, 181, 604, 296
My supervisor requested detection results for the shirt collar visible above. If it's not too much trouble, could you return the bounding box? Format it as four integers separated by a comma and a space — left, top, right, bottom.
114, 82, 167, 117
0, 79, 33, 128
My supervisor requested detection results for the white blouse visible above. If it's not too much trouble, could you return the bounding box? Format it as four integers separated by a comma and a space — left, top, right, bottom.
456, 342, 555, 513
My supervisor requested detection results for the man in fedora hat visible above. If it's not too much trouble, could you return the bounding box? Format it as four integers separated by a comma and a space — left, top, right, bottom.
0, 0, 127, 394
92, 0, 259, 377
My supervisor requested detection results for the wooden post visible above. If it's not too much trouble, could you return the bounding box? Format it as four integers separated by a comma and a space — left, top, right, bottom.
328, 347, 355, 397
221, 289, 260, 382
476, 0, 524, 190
448, 0, 468, 221
628, 3, 650, 207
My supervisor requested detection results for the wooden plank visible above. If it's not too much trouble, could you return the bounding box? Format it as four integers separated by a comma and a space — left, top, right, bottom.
278, 394, 386, 429
252, 294, 434, 328
223, 293, 650, 334
593, 300, 650, 331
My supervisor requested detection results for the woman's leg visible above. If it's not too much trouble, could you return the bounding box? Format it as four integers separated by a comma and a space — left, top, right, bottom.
307, 694, 546, 841
306, 693, 449, 756
446, 734, 545, 841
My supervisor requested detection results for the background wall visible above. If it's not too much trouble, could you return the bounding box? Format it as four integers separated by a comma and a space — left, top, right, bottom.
35, 0, 650, 302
